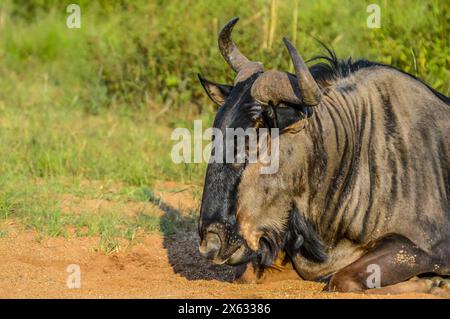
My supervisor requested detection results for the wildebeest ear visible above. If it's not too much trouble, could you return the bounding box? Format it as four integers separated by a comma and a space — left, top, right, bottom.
198, 74, 233, 106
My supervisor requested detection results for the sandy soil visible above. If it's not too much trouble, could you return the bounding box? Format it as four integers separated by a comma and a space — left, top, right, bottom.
0, 231, 441, 299
0, 181, 441, 299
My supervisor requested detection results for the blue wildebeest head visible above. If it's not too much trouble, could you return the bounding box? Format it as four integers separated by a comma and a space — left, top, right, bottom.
197, 18, 319, 266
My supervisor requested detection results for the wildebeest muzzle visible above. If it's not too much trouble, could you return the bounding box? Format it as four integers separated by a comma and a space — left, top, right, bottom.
199, 222, 254, 265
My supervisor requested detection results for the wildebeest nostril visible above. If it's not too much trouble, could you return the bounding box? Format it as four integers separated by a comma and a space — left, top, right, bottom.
199, 232, 221, 260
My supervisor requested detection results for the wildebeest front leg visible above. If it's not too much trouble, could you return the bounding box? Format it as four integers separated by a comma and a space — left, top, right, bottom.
328, 234, 447, 294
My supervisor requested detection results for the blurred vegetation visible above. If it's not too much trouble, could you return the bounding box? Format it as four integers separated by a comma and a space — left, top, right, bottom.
0, 0, 448, 248
1, 0, 448, 112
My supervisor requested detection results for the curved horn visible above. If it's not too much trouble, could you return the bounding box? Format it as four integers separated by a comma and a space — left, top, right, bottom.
251, 71, 303, 105
218, 17, 251, 73
283, 37, 321, 106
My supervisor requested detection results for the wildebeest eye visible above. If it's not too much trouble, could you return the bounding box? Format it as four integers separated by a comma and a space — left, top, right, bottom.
231, 101, 263, 130
246, 102, 264, 119
267, 102, 311, 130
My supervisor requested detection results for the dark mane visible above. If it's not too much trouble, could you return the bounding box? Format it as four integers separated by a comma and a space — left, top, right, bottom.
307, 44, 450, 106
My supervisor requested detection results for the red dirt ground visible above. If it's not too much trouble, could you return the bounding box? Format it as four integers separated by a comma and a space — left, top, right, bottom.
0, 181, 441, 299
0, 231, 440, 299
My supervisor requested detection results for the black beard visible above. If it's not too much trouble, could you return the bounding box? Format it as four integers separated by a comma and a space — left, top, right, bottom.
255, 204, 328, 269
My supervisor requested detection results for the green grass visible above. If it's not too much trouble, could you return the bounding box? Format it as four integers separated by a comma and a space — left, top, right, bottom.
0, 0, 448, 250
0, 103, 205, 185
0, 174, 198, 252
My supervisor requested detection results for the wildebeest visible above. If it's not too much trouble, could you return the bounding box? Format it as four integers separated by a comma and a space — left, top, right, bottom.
198, 17, 450, 295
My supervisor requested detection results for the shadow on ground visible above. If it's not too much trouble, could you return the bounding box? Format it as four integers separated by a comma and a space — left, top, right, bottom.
148, 194, 244, 282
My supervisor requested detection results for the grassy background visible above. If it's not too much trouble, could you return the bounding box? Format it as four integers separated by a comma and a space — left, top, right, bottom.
0, 0, 448, 250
